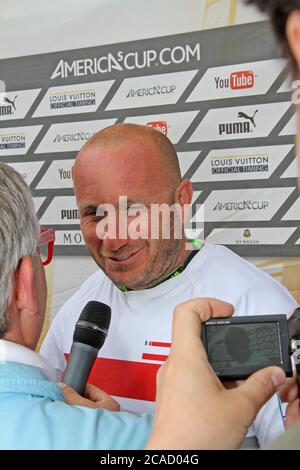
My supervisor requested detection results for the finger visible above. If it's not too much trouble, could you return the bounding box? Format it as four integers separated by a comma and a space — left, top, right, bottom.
176, 298, 234, 322
59, 383, 120, 410
285, 399, 300, 428
204, 298, 234, 319
94, 397, 120, 412
84, 383, 111, 402
165, 299, 233, 394
279, 375, 299, 403
59, 383, 88, 406
234, 366, 286, 426
171, 298, 234, 357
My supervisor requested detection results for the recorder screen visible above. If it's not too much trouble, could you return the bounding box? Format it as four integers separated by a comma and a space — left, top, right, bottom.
205, 322, 282, 370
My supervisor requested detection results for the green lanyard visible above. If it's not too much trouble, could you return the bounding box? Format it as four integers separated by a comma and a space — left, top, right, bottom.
116, 239, 203, 292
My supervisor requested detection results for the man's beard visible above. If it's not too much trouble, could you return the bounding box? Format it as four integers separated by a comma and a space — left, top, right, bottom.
91, 237, 183, 290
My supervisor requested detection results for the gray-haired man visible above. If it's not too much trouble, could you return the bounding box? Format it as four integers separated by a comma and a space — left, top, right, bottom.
0, 162, 154, 449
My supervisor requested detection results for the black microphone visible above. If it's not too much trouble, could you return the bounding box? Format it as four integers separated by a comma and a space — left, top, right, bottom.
63, 301, 111, 395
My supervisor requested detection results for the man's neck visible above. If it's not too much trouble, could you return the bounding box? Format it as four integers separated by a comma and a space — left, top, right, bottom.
4, 328, 34, 352
172, 239, 196, 269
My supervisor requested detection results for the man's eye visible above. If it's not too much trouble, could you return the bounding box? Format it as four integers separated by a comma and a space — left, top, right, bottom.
95, 210, 109, 219
84, 209, 98, 217
128, 205, 147, 215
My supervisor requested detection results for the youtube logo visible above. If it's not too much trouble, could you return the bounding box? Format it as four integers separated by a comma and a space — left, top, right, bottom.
230, 70, 254, 90
147, 121, 168, 135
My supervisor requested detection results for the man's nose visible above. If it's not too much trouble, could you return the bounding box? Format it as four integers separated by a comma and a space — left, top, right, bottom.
102, 215, 130, 252
102, 234, 128, 252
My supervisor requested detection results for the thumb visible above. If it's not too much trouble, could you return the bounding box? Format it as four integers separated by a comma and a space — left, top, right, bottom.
235, 367, 286, 426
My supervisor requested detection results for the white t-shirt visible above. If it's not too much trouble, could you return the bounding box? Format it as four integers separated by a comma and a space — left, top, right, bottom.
41, 244, 298, 447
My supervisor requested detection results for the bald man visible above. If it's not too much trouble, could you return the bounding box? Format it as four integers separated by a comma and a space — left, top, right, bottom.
41, 123, 297, 448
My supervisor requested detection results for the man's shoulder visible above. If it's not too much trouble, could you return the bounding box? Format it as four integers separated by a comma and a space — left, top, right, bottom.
193, 243, 264, 280
193, 244, 297, 306
0, 361, 63, 401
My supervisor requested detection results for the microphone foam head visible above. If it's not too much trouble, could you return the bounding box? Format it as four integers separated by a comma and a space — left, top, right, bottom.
74, 301, 111, 350
78, 301, 111, 330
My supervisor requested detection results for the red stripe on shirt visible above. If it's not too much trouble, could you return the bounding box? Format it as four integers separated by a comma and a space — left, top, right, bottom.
64, 353, 161, 402
142, 353, 168, 362
149, 341, 171, 348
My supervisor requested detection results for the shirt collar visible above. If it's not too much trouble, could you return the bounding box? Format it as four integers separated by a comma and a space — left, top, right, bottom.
0, 339, 57, 382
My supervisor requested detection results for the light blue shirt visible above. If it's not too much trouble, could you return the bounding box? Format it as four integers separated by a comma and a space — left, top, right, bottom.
0, 341, 153, 450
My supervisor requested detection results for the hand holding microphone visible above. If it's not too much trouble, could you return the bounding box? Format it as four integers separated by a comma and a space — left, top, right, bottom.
60, 382, 120, 411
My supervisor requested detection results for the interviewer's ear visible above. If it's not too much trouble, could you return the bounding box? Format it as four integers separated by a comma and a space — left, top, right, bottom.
286, 10, 300, 72
15, 256, 38, 316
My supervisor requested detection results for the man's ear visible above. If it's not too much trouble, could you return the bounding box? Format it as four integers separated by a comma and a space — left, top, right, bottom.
15, 256, 38, 316
175, 179, 193, 224
286, 10, 300, 71
175, 179, 193, 206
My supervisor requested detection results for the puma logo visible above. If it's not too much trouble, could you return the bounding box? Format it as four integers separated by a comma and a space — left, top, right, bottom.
3, 95, 17, 111
219, 109, 258, 136
238, 110, 258, 128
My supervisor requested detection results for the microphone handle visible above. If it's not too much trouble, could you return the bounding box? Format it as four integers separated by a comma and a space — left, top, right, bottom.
63, 342, 99, 395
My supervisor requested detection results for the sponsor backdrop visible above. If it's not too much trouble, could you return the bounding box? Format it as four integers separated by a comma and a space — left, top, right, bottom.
0, 21, 298, 257
0, 0, 299, 334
